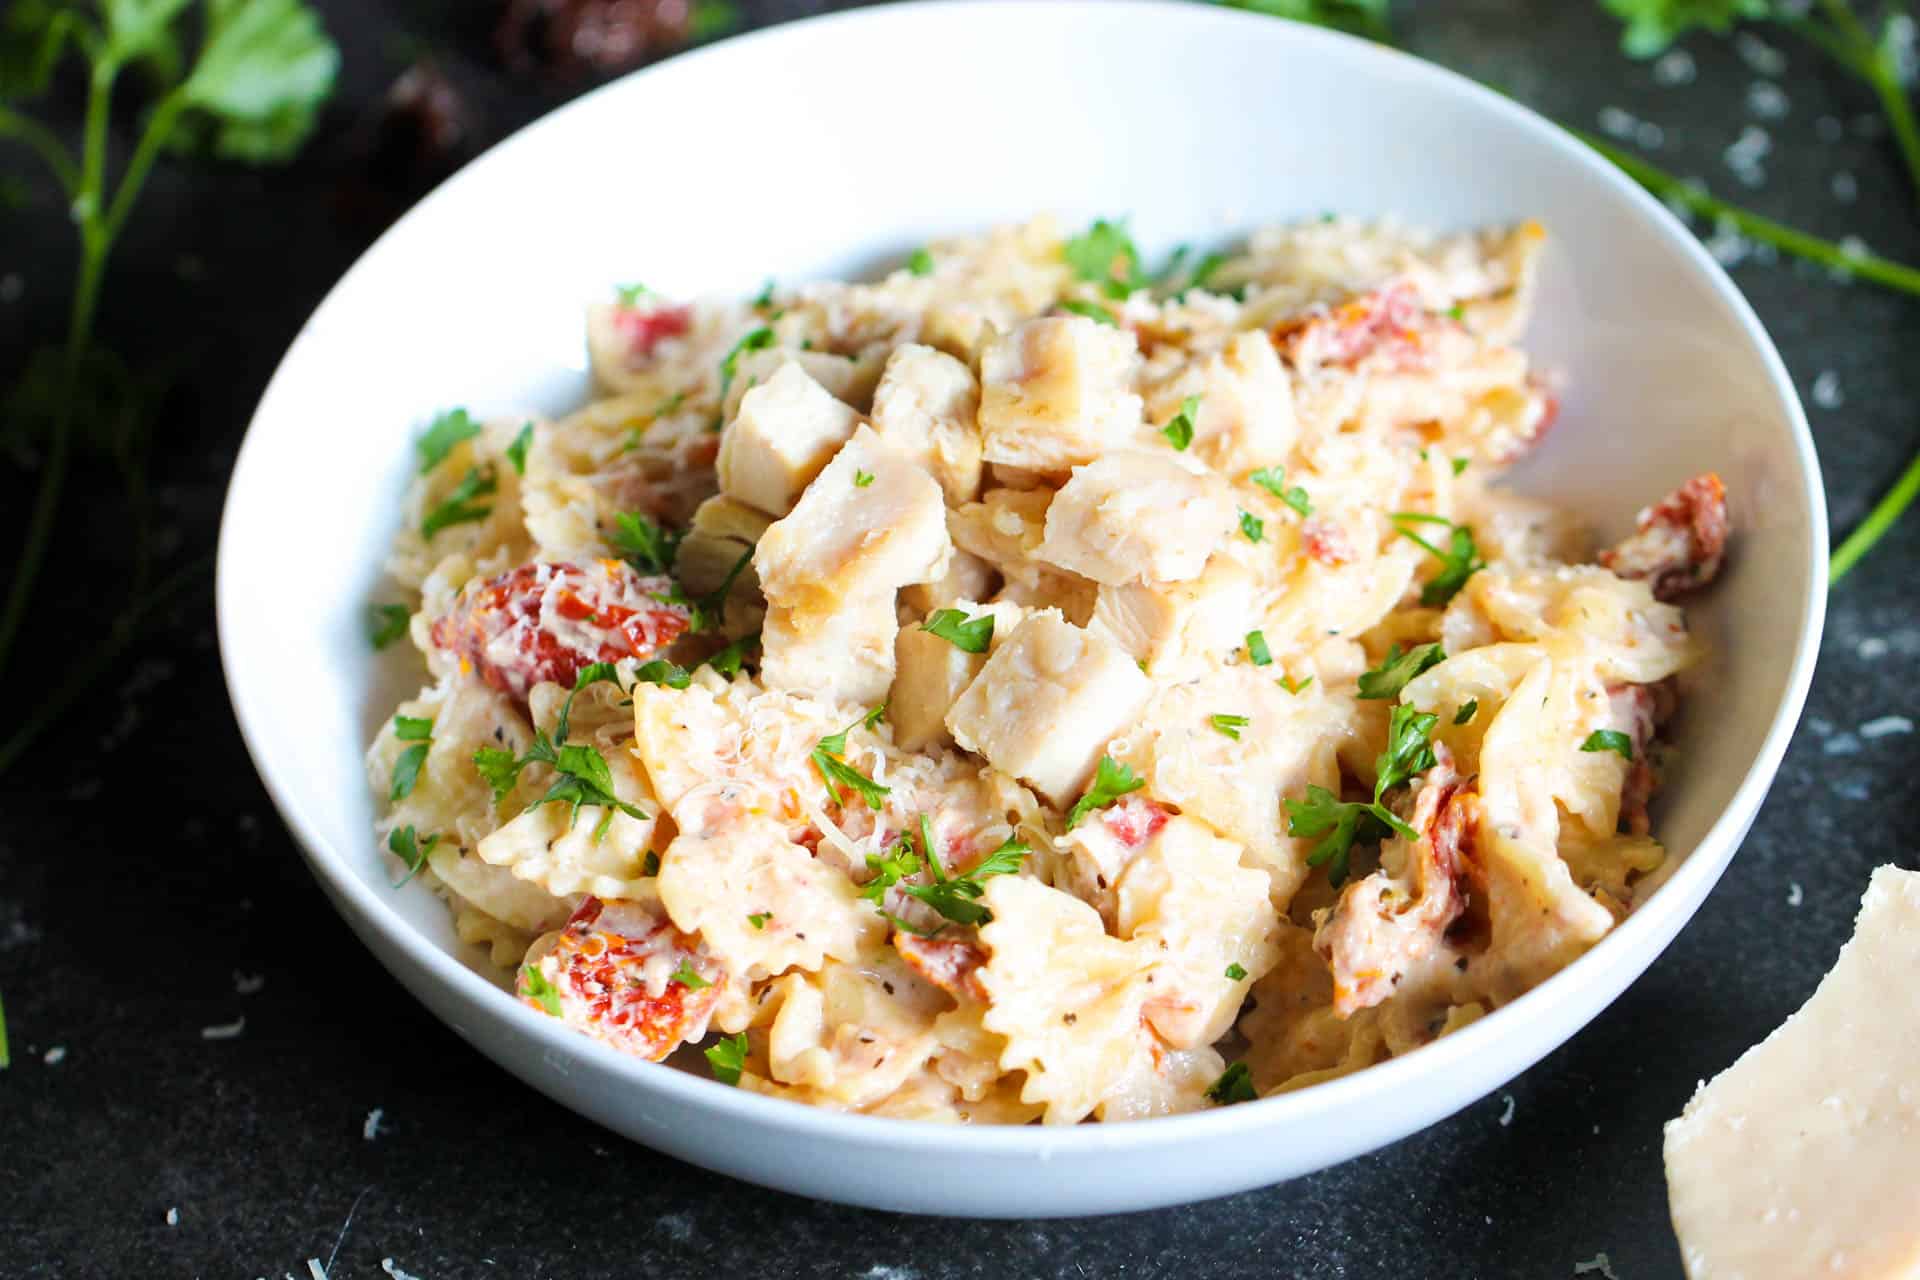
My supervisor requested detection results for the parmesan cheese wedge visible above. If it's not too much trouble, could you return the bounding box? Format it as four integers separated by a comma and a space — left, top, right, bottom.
1664, 866, 1920, 1280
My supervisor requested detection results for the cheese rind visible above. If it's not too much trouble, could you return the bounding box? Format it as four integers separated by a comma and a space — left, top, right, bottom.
1664, 865, 1920, 1280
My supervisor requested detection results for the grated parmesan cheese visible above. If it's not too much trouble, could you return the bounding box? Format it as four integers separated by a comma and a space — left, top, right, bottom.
200, 1016, 246, 1040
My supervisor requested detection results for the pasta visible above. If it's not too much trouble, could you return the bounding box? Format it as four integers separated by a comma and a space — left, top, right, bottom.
365, 214, 1728, 1121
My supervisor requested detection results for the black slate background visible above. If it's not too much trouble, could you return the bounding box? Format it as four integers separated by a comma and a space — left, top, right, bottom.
2, 2, 1917, 1276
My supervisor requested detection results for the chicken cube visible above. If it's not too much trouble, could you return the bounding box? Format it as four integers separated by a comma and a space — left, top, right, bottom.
759, 594, 898, 710
900, 546, 996, 618
718, 362, 861, 517
754, 426, 952, 618
870, 344, 984, 507
945, 611, 1151, 805
889, 600, 1027, 752
1195, 331, 1297, 471
1091, 555, 1255, 675
978, 316, 1144, 473
1038, 450, 1238, 585
721, 348, 866, 423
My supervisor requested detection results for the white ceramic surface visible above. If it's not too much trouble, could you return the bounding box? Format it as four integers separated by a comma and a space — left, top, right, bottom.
217, 0, 1826, 1218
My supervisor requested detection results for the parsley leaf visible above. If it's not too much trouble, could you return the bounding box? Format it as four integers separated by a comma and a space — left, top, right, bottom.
533, 742, 648, 837
671, 960, 711, 990
1160, 395, 1200, 450
1210, 713, 1251, 741
1063, 218, 1141, 297
1581, 729, 1635, 760
506, 421, 533, 474
1357, 642, 1446, 701
519, 962, 563, 1016
1248, 465, 1312, 516
705, 1031, 750, 1085
811, 708, 890, 809
390, 740, 429, 803
1239, 509, 1265, 543
906, 247, 935, 276
1454, 699, 1479, 725
1067, 756, 1146, 829
1279, 674, 1313, 695
1059, 299, 1117, 325
171, 0, 339, 162
1207, 1060, 1258, 1105
473, 746, 522, 805
1246, 630, 1273, 667
634, 659, 691, 689
705, 630, 760, 678
1225, 962, 1248, 981
1599, 0, 1767, 58
1184, 250, 1230, 295
420, 465, 496, 540
387, 824, 440, 887
717, 326, 775, 406
1285, 704, 1438, 886
1390, 513, 1486, 606
1451, 456, 1470, 476
615, 282, 650, 305
905, 832, 1030, 928
608, 510, 678, 575
747, 912, 770, 929
415, 407, 479, 474
854, 469, 875, 488
921, 608, 994, 654
366, 603, 410, 651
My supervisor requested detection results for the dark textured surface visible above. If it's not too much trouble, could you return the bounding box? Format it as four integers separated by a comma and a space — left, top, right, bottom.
2, 2, 1917, 1276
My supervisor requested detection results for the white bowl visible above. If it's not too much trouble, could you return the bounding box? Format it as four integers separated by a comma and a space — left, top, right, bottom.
217, 0, 1826, 1217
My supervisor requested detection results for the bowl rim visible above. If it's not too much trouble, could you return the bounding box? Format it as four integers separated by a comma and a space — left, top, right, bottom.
217, 0, 1828, 1157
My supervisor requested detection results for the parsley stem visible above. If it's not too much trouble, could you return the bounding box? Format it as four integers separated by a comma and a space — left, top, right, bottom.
1792, 2, 1920, 209
0, 552, 212, 778
1831, 448, 1920, 583
1578, 133, 1920, 298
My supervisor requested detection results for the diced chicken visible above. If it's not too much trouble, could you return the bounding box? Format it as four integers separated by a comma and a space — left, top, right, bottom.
944, 611, 1151, 805
977, 316, 1144, 473
428, 559, 692, 706
950, 487, 1051, 572
717, 362, 861, 517
1090, 556, 1253, 676
760, 595, 898, 710
900, 546, 996, 618
1059, 794, 1172, 924
1597, 472, 1730, 602
720, 348, 868, 423
754, 425, 952, 617
869, 343, 984, 506
1314, 755, 1475, 1018
889, 599, 1026, 751
1038, 451, 1238, 585
518, 896, 722, 1062
1181, 331, 1297, 472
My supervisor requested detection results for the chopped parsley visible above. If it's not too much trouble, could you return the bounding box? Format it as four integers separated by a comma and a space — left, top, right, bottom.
519, 963, 563, 1016
1245, 630, 1273, 667
1357, 642, 1445, 701
393, 715, 433, 741
717, 326, 776, 407
615, 282, 650, 305
1279, 674, 1313, 695
643, 851, 661, 876
1238, 509, 1265, 544
671, 960, 711, 990
811, 706, 890, 809
1063, 218, 1141, 297
1058, 299, 1117, 325
704, 630, 760, 678
1445, 302, 1465, 322
470, 665, 647, 836
906, 247, 935, 276
921, 608, 995, 654
657, 547, 753, 634
389, 715, 431, 803
1451, 456, 1470, 476
705, 1031, 750, 1084
1285, 704, 1439, 887
747, 912, 770, 929
415, 407, 480, 474
506, 421, 533, 474
1207, 1061, 1257, 1105
608, 510, 679, 575
1581, 729, 1635, 760
1389, 512, 1486, 606
420, 465, 497, 540
634, 659, 692, 690
1210, 713, 1251, 741
1454, 699, 1479, 725
854, 469, 875, 488
750, 279, 776, 310
862, 815, 1029, 932
1248, 465, 1312, 517
1067, 755, 1145, 830
1160, 395, 1200, 450
367, 603, 410, 651
1184, 249, 1229, 295
1225, 962, 1248, 982
387, 825, 440, 887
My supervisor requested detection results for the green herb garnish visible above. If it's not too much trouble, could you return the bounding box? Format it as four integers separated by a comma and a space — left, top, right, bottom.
387, 825, 440, 887
1248, 466, 1312, 516
1239, 510, 1265, 544
1285, 704, 1439, 886
506, 421, 533, 475
1357, 643, 1445, 701
415, 408, 480, 474
1058, 299, 1117, 325
1389, 513, 1486, 606
420, 465, 496, 540
519, 963, 562, 1016
1246, 630, 1273, 667
1454, 699, 1479, 725
705, 1031, 750, 1084
1210, 713, 1251, 741
1207, 1060, 1258, 1105
921, 608, 995, 654
906, 247, 935, 276
367, 603, 410, 651
1581, 729, 1635, 760
1160, 395, 1200, 450
1067, 756, 1146, 830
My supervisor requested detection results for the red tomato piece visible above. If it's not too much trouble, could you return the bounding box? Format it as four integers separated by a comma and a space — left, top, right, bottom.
613, 303, 693, 361
1101, 795, 1169, 851
518, 897, 721, 1062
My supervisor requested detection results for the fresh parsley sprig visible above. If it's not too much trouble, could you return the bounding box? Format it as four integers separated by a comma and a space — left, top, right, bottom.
861, 813, 1030, 933
1067, 755, 1146, 830
1248, 466, 1312, 517
705, 1031, 749, 1085
1160, 396, 1200, 451
421, 465, 497, 540
811, 706, 890, 809
921, 608, 995, 654
609, 510, 680, 576
471, 663, 647, 838
1357, 642, 1445, 701
1581, 728, 1635, 760
1389, 513, 1485, 606
1285, 704, 1439, 886
387, 825, 440, 888
366, 603, 410, 651
1207, 1060, 1258, 1105
390, 714, 432, 803
519, 962, 563, 1016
